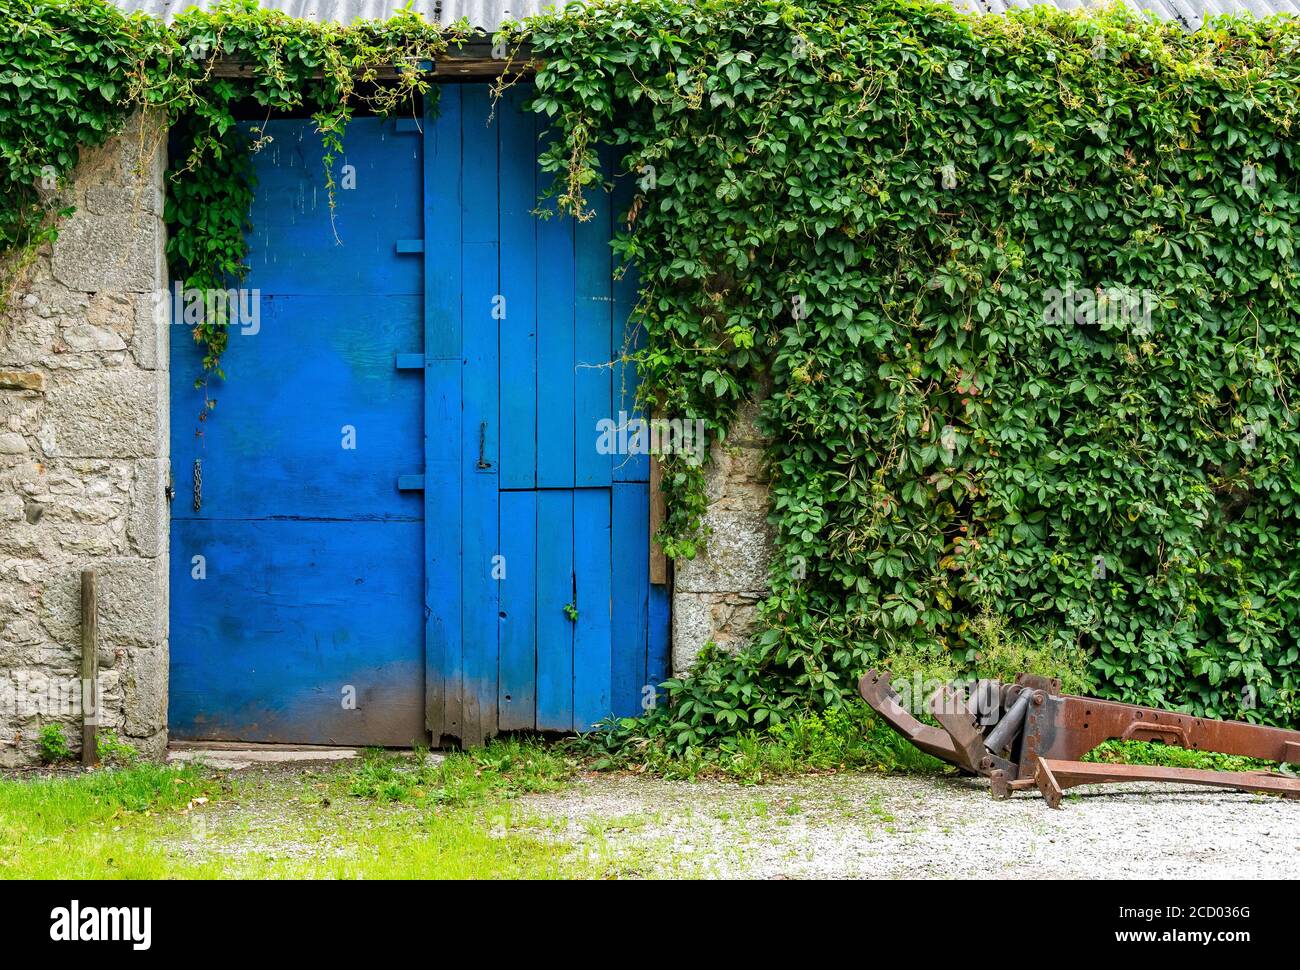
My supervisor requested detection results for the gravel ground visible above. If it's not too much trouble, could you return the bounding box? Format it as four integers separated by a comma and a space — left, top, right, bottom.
521, 771, 1300, 879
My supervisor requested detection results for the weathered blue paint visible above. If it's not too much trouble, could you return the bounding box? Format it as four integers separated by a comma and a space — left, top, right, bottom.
535, 488, 575, 730
573, 487, 613, 730
459, 83, 502, 747
169, 117, 426, 745
499, 85, 538, 491
169, 88, 669, 746
423, 84, 463, 742
498, 489, 537, 730
611, 482, 650, 718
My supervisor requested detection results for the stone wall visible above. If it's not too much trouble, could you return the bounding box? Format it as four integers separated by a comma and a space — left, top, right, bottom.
672, 398, 775, 677
0, 113, 169, 766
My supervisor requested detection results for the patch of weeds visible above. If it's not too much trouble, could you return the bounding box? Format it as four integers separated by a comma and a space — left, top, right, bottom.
38, 724, 72, 764
879, 610, 1095, 697
96, 730, 138, 767
0, 761, 227, 878
585, 704, 945, 783
0, 761, 220, 825
1082, 740, 1274, 773
345, 737, 576, 807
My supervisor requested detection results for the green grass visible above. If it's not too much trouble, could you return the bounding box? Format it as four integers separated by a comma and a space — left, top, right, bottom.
0, 762, 227, 878
0, 742, 610, 879
345, 737, 575, 805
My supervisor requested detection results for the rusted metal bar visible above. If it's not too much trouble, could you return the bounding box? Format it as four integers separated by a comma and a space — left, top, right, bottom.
1035, 759, 1300, 809
859, 668, 1300, 808
1025, 693, 1300, 772
857, 671, 963, 766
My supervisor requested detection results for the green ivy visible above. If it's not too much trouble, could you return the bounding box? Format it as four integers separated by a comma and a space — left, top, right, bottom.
0, 0, 169, 288
1, 0, 467, 372
515, 0, 1300, 752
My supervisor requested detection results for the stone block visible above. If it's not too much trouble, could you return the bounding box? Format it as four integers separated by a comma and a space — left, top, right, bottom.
122, 644, 167, 738
45, 369, 161, 458
41, 557, 164, 651
50, 205, 162, 295
128, 458, 166, 558
0, 371, 45, 392
675, 507, 775, 593
132, 290, 168, 370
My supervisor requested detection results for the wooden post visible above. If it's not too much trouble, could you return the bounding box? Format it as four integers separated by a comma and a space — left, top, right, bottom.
649, 456, 668, 585
81, 569, 98, 767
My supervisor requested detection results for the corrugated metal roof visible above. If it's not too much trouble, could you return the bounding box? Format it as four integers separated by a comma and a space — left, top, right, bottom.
107, 0, 1300, 32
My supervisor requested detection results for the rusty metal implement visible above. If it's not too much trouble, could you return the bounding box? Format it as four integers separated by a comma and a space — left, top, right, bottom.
859, 669, 1300, 808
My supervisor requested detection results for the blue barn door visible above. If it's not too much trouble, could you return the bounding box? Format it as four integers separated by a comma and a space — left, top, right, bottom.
169, 118, 427, 745
421, 84, 670, 746
169, 86, 669, 747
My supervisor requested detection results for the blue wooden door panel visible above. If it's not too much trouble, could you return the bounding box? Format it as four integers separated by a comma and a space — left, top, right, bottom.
423, 85, 463, 741
611, 482, 650, 718
536, 124, 577, 490
169, 116, 426, 745
171, 294, 423, 520
459, 84, 502, 747
244, 121, 422, 296
169, 519, 425, 743
648, 583, 672, 708
573, 487, 613, 730
499, 86, 539, 491
574, 145, 614, 489
434, 87, 668, 741
499, 490, 537, 730
535, 488, 575, 730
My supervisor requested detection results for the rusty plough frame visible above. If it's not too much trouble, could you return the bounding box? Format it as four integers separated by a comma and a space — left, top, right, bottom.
859, 669, 1300, 808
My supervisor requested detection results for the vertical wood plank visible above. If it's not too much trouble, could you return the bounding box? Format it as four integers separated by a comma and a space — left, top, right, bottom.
499, 85, 538, 490
573, 487, 612, 730
536, 489, 574, 730
424, 85, 463, 742
574, 146, 613, 488
648, 581, 672, 708
460, 84, 501, 746
649, 454, 668, 585
536, 127, 576, 489
611, 159, 649, 484
498, 490, 537, 730
611, 483, 649, 718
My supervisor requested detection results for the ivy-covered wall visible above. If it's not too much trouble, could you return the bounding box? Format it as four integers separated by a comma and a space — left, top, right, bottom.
522, 0, 1300, 755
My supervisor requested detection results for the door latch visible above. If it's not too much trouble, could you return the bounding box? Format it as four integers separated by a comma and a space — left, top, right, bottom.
476, 421, 491, 469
